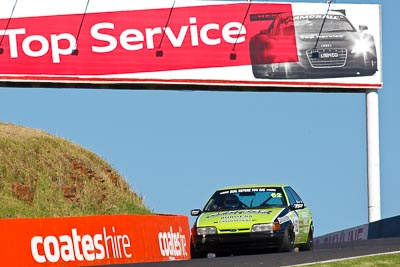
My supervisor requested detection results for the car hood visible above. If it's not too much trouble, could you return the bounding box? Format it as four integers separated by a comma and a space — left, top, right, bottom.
196, 208, 286, 229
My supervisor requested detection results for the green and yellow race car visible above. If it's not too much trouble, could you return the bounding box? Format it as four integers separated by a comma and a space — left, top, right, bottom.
190, 184, 313, 257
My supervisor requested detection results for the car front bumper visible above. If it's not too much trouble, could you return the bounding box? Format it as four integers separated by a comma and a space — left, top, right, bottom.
252, 51, 378, 79
191, 232, 285, 253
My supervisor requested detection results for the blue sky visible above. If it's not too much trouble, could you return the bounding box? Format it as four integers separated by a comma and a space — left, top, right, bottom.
0, 0, 397, 237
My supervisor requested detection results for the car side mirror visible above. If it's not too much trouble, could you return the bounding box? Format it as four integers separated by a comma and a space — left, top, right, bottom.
191, 209, 202, 216
359, 25, 368, 32
290, 203, 305, 210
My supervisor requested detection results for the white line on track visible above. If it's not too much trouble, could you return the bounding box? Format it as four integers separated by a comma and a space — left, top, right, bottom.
288, 251, 400, 266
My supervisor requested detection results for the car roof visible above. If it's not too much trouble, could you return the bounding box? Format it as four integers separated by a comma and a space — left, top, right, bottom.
217, 184, 289, 191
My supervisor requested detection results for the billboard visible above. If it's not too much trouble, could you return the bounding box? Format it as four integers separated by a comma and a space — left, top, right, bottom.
0, 0, 382, 91
0, 214, 190, 266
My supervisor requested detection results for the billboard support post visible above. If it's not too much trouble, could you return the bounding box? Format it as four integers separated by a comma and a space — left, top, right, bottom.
366, 89, 381, 223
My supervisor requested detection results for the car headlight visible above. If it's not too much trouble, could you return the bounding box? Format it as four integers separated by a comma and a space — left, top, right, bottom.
252, 223, 273, 233
352, 37, 374, 54
252, 222, 281, 233
196, 226, 217, 235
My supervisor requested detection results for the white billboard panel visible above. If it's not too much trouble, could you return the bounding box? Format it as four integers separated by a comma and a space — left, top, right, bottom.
0, 0, 382, 91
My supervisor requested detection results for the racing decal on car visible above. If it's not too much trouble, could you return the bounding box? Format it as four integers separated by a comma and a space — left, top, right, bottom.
277, 210, 300, 233
278, 214, 291, 224
299, 213, 310, 233
205, 209, 273, 218
220, 215, 253, 223
299, 34, 345, 40
290, 211, 300, 234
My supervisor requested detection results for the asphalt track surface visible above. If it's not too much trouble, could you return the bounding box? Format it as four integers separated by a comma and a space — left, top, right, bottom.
99, 238, 400, 267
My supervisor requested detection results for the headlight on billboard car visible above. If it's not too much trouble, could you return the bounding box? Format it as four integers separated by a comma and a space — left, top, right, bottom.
352, 37, 374, 54
196, 226, 217, 235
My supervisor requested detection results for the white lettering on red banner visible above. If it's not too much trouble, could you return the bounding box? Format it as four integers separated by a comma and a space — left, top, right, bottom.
158, 226, 187, 259
0, 3, 297, 75
30, 227, 132, 263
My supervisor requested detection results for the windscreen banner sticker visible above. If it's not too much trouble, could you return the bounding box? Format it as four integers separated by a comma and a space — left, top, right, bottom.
294, 14, 345, 21
220, 188, 277, 195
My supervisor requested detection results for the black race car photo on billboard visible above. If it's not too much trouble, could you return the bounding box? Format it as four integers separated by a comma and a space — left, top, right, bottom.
250, 8, 378, 79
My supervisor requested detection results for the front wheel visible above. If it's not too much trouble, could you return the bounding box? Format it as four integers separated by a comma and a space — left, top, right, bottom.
278, 226, 295, 252
190, 242, 207, 258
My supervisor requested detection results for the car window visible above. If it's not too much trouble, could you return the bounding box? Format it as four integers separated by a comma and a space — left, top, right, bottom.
285, 186, 304, 206
285, 187, 297, 205
203, 187, 287, 212
291, 187, 303, 203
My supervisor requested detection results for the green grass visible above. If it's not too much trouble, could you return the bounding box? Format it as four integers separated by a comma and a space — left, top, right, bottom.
298, 253, 400, 266
0, 122, 152, 218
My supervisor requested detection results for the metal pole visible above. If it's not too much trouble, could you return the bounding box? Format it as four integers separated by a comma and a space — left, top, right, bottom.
366, 89, 381, 222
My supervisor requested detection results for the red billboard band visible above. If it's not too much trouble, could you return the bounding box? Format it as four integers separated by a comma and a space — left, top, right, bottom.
0, 214, 191, 266
0, 3, 297, 75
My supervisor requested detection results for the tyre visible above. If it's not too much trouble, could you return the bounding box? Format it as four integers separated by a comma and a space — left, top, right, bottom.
278, 226, 295, 252
190, 242, 207, 258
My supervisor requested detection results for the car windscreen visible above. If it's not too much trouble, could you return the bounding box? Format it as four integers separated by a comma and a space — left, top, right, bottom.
203, 187, 287, 212
294, 14, 355, 34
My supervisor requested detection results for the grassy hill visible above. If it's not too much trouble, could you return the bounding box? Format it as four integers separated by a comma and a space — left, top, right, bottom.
0, 122, 151, 218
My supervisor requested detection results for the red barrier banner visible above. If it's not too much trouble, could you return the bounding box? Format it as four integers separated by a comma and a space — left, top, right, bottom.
0, 0, 382, 90
0, 214, 190, 266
